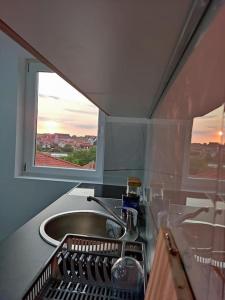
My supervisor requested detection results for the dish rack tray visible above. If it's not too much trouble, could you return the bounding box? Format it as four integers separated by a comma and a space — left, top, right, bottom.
22, 234, 146, 300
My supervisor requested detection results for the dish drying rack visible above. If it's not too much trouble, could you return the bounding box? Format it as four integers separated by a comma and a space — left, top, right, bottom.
23, 234, 146, 300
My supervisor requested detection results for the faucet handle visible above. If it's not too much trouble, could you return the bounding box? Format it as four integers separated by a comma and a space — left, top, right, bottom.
115, 206, 138, 227
124, 207, 138, 227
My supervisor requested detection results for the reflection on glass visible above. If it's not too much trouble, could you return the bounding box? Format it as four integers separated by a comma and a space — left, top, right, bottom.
146, 3, 225, 298
219, 110, 225, 187
189, 104, 224, 179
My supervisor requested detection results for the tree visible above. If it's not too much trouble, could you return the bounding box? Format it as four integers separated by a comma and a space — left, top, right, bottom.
63, 144, 74, 153
189, 156, 208, 175
63, 146, 96, 166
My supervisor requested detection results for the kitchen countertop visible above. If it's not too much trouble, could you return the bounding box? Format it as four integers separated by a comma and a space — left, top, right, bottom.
0, 184, 127, 300
73, 183, 126, 199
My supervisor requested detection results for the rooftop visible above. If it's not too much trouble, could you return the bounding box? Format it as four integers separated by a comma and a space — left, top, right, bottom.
35, 152, 82, 168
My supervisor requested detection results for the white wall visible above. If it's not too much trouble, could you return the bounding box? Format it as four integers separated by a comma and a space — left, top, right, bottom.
0, 31, 147, 241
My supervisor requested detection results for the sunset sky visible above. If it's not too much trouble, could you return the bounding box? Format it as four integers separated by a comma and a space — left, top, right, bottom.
37, 72, 98, 136
191, 105, 224, 144
37, 72, 225, 143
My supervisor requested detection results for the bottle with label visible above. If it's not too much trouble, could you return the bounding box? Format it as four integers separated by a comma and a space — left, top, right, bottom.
122, 177, 142, 212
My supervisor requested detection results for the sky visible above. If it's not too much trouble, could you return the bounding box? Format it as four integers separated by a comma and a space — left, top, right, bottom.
37, 72, 225, 142
37, 72, 98, 136
191, 105, 224, 144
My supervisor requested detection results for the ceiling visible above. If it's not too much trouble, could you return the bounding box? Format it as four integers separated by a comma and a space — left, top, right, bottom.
0, 1, 208, 117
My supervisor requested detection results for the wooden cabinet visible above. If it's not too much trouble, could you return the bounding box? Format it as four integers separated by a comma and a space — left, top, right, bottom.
145, 228, 194, 300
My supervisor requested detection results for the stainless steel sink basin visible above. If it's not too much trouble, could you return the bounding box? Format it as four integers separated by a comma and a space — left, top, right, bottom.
40, 210, 126, 246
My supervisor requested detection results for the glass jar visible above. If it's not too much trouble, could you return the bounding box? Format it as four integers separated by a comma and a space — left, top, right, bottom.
126, 177, 141, 198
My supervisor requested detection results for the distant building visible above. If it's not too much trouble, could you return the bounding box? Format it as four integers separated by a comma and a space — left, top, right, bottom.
36, 133, 97, 150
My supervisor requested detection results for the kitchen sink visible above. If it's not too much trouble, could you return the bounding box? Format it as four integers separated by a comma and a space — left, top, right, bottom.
40, 210, 126, 246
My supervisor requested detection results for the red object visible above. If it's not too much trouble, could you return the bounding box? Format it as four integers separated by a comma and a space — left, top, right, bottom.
35, 152, 81, 168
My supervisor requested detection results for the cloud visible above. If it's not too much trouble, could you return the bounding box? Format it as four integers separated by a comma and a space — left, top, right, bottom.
68, 124, 97, 130
39, 93, 61, 100
207, 125, 217, 129
38, 116, 50, 122
61, 119, 97, 129
193, 130, 209, 135
65, 108, 97, 115
38, 116, 63, 122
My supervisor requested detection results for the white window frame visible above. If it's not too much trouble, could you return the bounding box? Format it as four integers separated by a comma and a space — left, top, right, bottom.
23, 60, 105, 182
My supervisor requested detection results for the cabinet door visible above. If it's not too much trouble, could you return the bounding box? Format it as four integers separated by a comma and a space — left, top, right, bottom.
145, 228, 194, 300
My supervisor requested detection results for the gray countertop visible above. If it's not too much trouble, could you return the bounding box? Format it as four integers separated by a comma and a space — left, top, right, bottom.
0, 190, 121, 300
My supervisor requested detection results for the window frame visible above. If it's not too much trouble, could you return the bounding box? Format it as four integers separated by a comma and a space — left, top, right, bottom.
23, 60, 105, 182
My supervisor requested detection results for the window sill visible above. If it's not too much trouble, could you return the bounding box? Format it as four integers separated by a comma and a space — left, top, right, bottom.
15, 174, 101, 185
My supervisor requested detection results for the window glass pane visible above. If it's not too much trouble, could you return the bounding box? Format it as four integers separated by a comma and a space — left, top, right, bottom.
35, 72, 99, 170
189, 104, 224, 179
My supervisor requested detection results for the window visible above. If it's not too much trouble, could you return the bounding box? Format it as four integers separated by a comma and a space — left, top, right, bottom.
23, 61, 105, 181
188, 104, 224, 180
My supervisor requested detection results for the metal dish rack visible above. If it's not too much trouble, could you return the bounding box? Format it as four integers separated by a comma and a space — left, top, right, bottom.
22, 234, 146, 300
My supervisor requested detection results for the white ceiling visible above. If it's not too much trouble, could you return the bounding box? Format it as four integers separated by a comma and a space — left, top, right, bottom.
0, 1, 205, 117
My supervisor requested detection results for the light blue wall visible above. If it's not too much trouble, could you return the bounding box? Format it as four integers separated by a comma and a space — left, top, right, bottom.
103, 117, 146, 185
0, 32, 75, 241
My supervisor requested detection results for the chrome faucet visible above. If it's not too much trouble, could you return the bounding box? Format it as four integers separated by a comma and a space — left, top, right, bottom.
87, 196, 138, 240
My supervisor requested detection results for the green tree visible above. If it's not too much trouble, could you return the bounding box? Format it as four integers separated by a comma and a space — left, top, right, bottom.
63, 144, 74, 153
189, 156, 208, 175
36, 144, 42, 152
63, 146, 96, 166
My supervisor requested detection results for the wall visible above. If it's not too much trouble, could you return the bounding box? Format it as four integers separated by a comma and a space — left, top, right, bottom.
0, 31, 146, 241
0, 32, 77, 241
144, 4, 225, 300
103, 117, 146, 185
